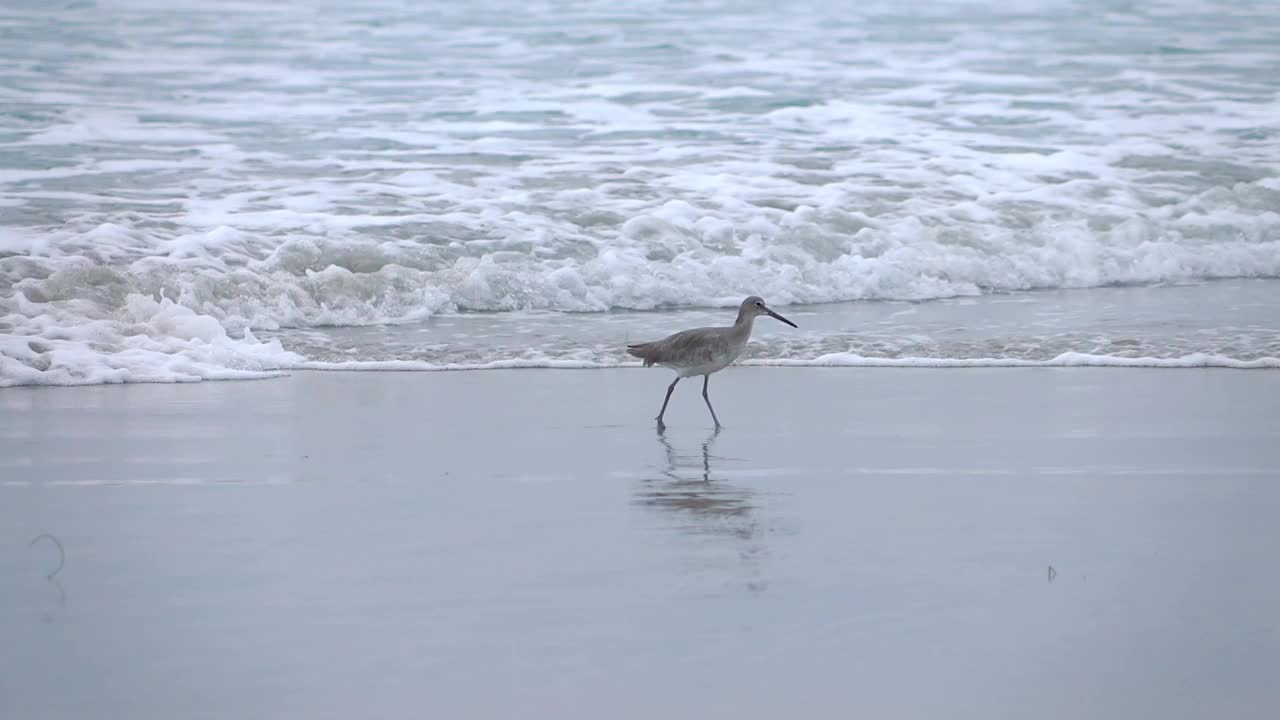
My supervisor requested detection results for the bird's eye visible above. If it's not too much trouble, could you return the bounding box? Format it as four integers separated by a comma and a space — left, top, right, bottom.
755, 301, 763, 306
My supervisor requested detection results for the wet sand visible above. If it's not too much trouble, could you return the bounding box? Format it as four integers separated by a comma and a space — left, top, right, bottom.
2, 368, 1279, 719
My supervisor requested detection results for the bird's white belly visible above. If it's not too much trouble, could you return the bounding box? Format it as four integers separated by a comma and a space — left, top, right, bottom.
665, 351, 740, 378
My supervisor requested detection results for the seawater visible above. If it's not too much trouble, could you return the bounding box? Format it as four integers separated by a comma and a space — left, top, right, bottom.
2, 0, 1278, 385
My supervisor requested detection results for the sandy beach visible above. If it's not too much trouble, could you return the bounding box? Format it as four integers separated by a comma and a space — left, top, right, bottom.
2, 367, 1278, 719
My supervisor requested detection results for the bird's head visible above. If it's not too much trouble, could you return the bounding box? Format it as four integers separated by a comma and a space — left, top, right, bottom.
740, 296, 797, 327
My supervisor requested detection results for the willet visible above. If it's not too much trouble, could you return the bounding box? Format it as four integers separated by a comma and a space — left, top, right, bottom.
626, 296, 797, 429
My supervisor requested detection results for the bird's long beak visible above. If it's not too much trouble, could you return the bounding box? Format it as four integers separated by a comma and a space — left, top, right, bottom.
765, 306, 798, 328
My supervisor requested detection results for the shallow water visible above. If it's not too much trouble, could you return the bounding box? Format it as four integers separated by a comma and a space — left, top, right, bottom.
2, 0, 1279, 384
2, 369, 1279, 718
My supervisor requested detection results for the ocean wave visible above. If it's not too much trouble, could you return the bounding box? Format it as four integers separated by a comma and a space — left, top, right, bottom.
3, 0, 1279, 386
5, 179, 1279, 333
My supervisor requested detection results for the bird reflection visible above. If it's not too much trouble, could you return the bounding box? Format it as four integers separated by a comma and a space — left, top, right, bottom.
30, 534, 67, 623
635, 428, 768, 592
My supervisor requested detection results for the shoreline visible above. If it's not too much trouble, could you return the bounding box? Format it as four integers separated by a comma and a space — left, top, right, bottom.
3, 350, 1278, 391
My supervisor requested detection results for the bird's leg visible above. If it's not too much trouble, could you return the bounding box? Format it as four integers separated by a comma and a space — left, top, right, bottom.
702, 375, 721, 429
656, 377, 680, 428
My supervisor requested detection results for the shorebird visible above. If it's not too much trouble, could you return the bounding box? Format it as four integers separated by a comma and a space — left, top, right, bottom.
626, 296, 797, 429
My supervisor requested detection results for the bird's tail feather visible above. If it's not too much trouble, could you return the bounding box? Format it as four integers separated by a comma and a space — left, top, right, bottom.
626, 342, 657, 367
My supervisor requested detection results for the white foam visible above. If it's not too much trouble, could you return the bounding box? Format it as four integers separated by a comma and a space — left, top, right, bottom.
301, 358, 618, 372
294, 352, 1280, 374
743, 353, 1280, 370
19, 110, 228, 146
0, 294, 301, 387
